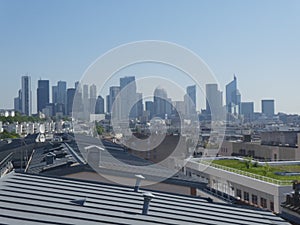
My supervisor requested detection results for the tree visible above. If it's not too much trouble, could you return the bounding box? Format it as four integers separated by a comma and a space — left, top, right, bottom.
0, 130, 20, 139
244, 156, 253, 169
262, 162, 271, 176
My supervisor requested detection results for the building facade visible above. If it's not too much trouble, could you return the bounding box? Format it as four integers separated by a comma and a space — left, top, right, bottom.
262, 99, 275, 117
226, 75, 241, 115
21, 76, 32, 116
37, 79, 50, 113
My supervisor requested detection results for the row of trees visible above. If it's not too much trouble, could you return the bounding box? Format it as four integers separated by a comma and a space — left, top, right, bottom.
0, 130, 20, 139
0, 112, 46, 123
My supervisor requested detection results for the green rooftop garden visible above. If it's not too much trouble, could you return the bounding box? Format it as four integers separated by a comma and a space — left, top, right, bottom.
209, 159, 300, 182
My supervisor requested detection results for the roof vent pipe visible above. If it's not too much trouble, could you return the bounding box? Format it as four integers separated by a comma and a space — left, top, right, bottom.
134, 174, 145, 192
70, 198, 86, 206
142, 192, 154, 215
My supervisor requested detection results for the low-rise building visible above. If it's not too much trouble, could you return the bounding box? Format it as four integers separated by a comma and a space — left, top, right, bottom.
281, 181, 300, 224
220, 131, 300, 161
185, 159, 294, 213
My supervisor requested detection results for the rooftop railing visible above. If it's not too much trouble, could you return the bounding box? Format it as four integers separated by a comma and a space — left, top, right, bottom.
197, 160, 294, 186
0, 152, 14, 177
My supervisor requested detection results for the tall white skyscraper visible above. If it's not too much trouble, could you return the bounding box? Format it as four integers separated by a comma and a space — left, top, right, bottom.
206, 83, 223, 119
226, 75, 241, 115
21, 76, 32, 116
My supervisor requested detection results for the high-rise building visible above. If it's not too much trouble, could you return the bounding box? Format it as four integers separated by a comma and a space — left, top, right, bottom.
89, 84, 97, 114
66, 88, 76, 116
81, 84, 90, 117
262, 99, 275, 117
14, 89, 22, 113
57, 81, 67, 104
90, 84, 97, 99
57, 81, 67, 114
83, 84, 89, 100
37, 79, 50, 113
134, 92, 143, 118
241, 102, 254, 122
52, 86, 58, 104
226, 75, 241, 115
184, 85, 197, 117
106, 95, 110, 114
108, 86, 120, 114
153, 87, 168, 118
95, 95, 105, 114
145, 101, 154, 119
21, 76, 32, 116
206, 83, 223, 118
75, 81, 80, 91
120, 76, 137, 119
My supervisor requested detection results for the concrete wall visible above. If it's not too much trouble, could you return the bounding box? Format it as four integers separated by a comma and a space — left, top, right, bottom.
261, 131, 298, 147
220, 140, 300, 161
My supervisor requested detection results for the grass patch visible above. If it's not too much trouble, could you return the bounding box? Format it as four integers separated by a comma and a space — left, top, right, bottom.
212, 159, 300, 181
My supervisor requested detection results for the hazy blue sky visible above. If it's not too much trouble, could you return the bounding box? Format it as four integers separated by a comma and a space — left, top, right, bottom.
1, 0, 300, 114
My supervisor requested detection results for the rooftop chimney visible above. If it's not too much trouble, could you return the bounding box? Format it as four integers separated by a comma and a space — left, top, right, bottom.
142, 192, 154, 215
134, 174, 145, 192
45, 152, 56, 165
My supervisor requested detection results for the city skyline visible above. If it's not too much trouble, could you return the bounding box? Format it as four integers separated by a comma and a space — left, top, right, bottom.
11, 74, 278, 119
1, 1, 300, 113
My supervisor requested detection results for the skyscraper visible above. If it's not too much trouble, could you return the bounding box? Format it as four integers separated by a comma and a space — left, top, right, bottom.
21, 76, 32, 116
83, 84, 89, 100
241, 102, 254, 122
185, 85, 196, 115
37, 79, 50, 113
106, 95, 110, 114
57, 81, 67, 114
226, 75, 241, 115
89, 84, 97, 114
66, 88, 76, 116
95, 95, 105, 114
120, 76, 137, 119
14, 89, 22, 113
262, 99, 275, 117
57, 81, 67, 104
206, 83, 223, 119
153, 87, 168, 118
107, 86, 121, 119
52, 86, 58, 104
134, 92, 143, 118
89, 84, 97, 99
145, 101, 154, 119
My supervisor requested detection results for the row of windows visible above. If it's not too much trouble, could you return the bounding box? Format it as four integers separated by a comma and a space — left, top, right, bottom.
239, 149, 255, 157
236, 189, 274, 211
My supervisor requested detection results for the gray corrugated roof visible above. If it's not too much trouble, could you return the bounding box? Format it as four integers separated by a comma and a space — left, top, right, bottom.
0, 172, 290, 225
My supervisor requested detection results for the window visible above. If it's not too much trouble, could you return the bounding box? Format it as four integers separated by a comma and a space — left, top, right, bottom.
239, 149, 246, 155
236, 189, 242, 198
270, 202, 274, 211
260, 197, 267, 208
252, 195, 258, 205
244, 192, 249, 202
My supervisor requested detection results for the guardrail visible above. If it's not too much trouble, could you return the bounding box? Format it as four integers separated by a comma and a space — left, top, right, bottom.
198, 160, 294, 186
0, 152, 14, 177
